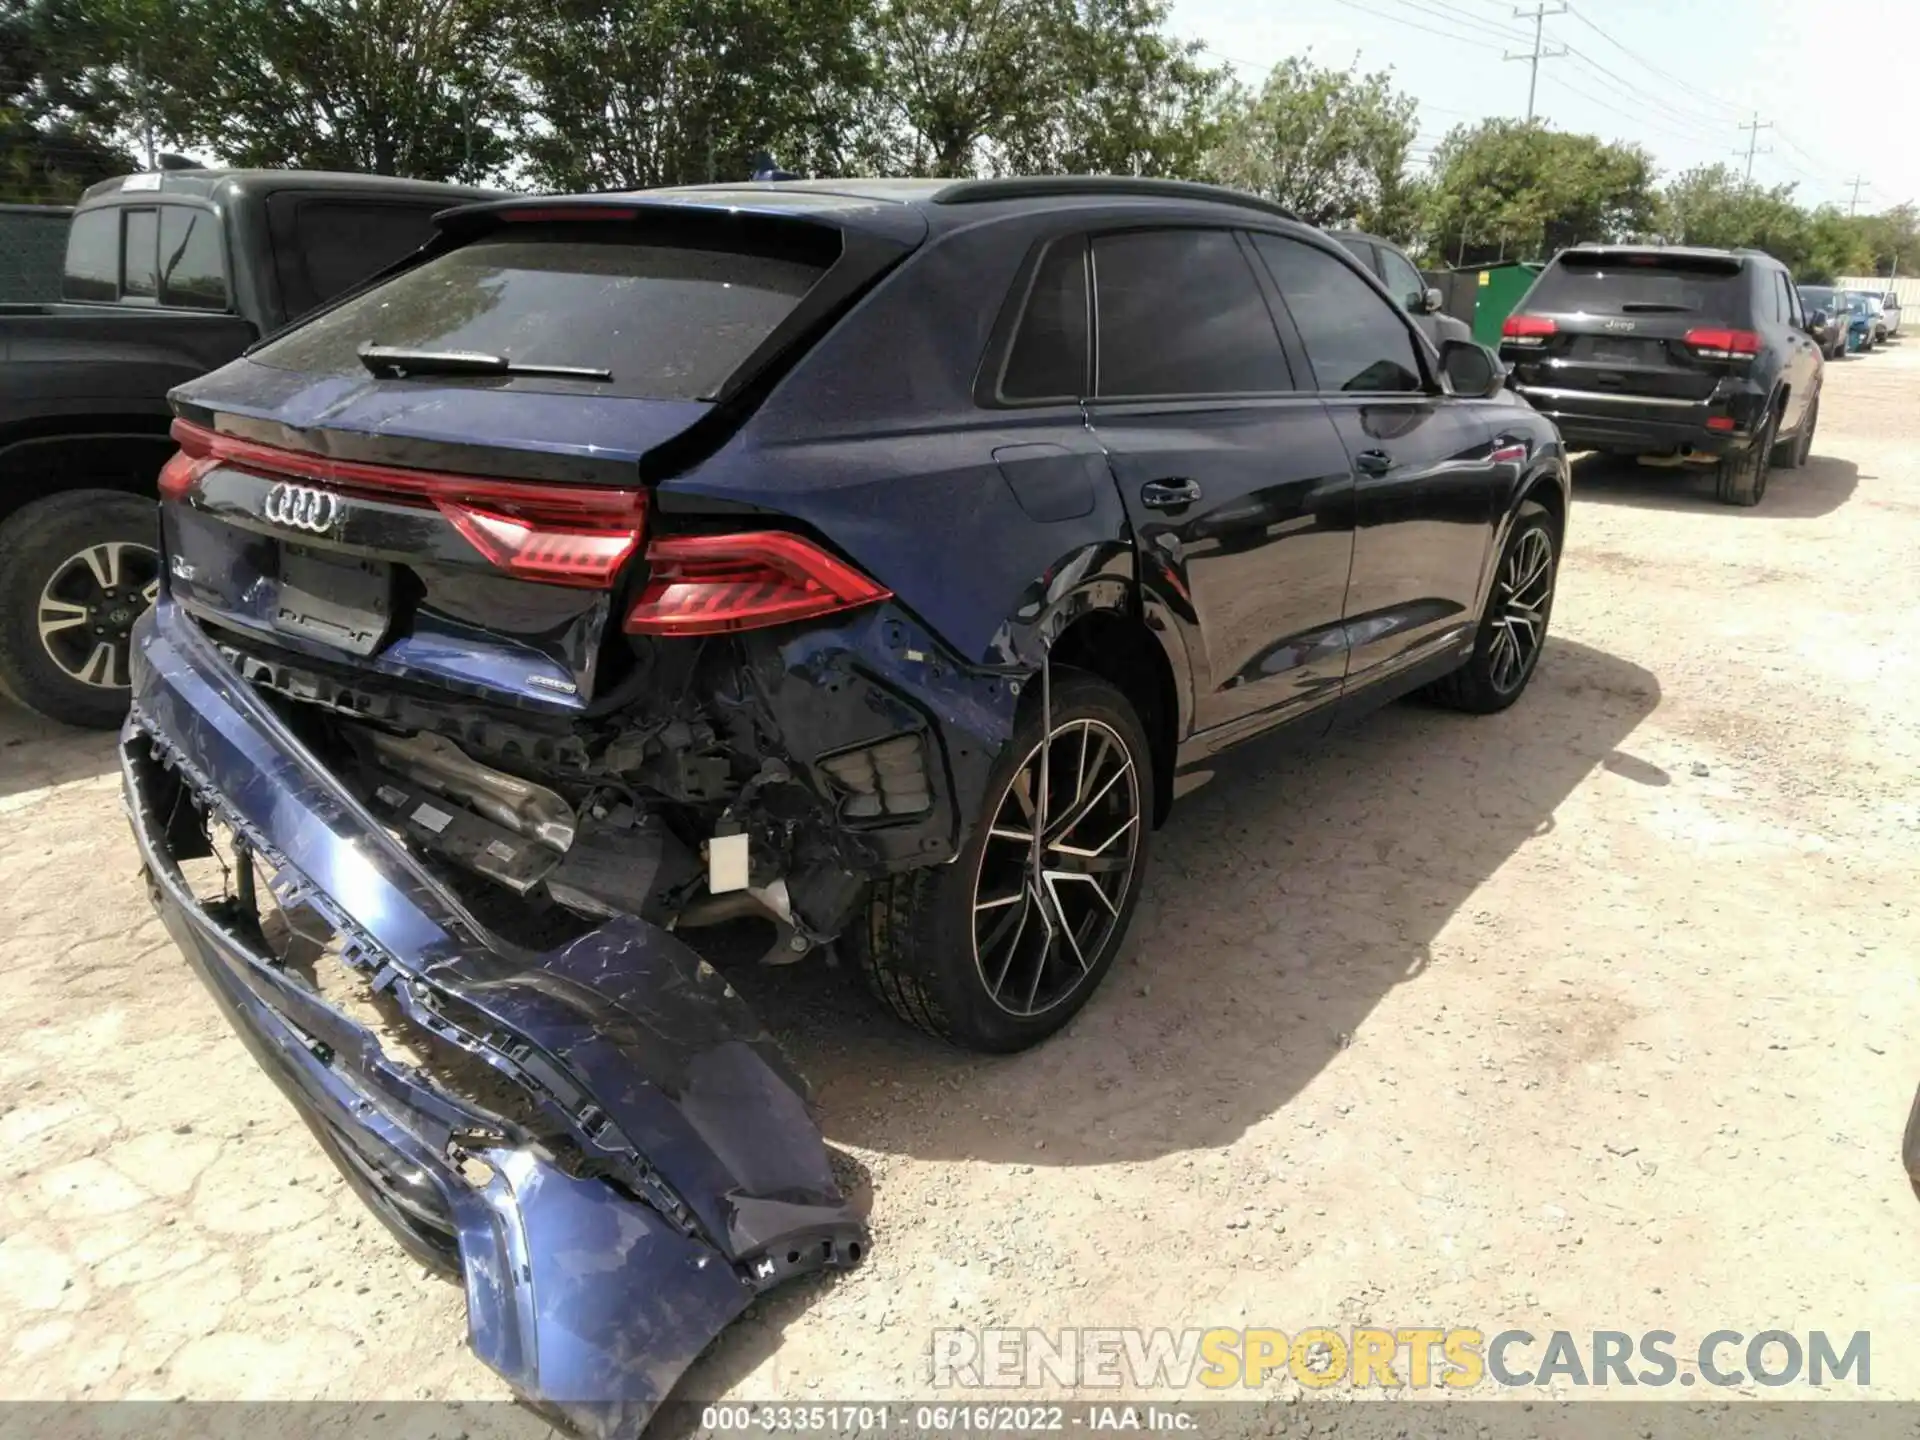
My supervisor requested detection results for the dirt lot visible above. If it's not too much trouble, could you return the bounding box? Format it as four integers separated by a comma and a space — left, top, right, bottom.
4, 341, 1918, 1418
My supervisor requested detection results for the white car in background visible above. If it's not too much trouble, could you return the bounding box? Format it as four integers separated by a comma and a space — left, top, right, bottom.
1881, 291, 1902, 337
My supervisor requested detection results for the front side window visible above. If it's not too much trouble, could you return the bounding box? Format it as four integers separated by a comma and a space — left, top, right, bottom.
121, 208, 159, 300
1252, 234, 1424, 394
1379, 246, 1428, 312
1092, 229, 1291, 397
62, 209, 118, 301
1001, 237, 1088, 401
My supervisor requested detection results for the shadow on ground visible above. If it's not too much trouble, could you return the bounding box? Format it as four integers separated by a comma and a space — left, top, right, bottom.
720, 635, 1660, 1173
1570, 451, 1860, 520
0, 697, 119, 801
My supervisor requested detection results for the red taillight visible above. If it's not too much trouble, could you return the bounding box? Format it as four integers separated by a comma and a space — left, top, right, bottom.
157, 448, 215, 501
624, 532, 891, 637
166, 417, 646, 589
1683, 327, 1761, 360
1705, 416, 1736, 432
438, 503, 642, 587
1502, 314, 1557, 345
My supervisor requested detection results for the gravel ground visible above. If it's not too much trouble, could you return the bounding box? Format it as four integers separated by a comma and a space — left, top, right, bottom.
3, 342, 1917, 1422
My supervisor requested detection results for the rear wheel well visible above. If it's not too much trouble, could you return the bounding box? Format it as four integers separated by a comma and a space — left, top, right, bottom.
0, 427, 173, 530
1048, 610, 1178, 826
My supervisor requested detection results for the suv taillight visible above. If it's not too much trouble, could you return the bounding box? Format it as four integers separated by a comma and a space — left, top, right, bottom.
1683, 327, 1762, 360
165, 418, 647, 588
623, 532, 891, 637
1502, 314, 1557, 346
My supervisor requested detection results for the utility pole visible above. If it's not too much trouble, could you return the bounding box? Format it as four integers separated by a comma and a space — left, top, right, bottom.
1735, 113, 1773, 182
1506, 3, 1568, 122
1845, 176, 1869, 216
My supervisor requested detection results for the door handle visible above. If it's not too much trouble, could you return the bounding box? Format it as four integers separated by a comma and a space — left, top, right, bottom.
1354, 449, 1396, 476
1140, 478, 1202, 510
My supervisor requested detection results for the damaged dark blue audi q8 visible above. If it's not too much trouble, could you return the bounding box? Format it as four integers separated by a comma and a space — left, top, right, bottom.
122, 176, 1568, 1427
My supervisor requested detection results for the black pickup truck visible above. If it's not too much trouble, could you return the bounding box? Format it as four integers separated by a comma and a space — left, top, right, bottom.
0, 167, 498, 726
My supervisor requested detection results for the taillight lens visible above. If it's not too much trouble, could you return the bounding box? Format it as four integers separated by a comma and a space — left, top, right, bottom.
165, 417, 646, 589
1683, 327, 1762, 360
1502, 314, 1557, 345
157, 448, 216, 501
437, 503, 642, 587
624, 532, 891, 637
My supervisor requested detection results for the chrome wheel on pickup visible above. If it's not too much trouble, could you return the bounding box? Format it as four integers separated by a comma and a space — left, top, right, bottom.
0, 490, 161, 728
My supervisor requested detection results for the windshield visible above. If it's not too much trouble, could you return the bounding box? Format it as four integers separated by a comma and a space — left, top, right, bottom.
251, 224, 835, 401
1799, 286, 1836, 310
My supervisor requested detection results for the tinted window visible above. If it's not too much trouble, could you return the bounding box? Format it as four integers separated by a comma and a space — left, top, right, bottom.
1528, 253, 1747, 318
253, 230, 830, 401
121, 208, 158, 299
1781, 274, 1803, 327
1799, 285, 1836, 312
1336, 235, 1379, 275
1378, 246, 1427, 311
1093, 230, 1290, 396
159, 208, 228, 310
1001, 238, 1088, 401
297, 201, 443, 306
62, 208, 118, 301
1253, 234, 1424, 394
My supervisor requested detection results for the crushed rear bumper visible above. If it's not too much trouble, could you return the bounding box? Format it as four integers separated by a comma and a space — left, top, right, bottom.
121, 598, 866, 1434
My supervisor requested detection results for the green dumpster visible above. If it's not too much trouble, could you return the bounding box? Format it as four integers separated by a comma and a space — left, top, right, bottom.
1471, 261, 1544, 347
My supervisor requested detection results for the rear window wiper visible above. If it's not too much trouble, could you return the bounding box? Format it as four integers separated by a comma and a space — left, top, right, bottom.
1618, 302, 1694, 313
357, 344, 612, 382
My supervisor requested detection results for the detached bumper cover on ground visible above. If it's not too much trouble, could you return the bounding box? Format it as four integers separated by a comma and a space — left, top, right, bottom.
119, 598, 866, 1434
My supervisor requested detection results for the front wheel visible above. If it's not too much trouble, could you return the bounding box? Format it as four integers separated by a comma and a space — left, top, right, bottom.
853, 671, 1153, 1052
0, 491, 161, 728
1422, 501, 1558, 714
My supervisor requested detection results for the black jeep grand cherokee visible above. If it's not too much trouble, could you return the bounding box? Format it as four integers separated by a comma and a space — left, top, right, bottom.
1501, 245, 1824, 507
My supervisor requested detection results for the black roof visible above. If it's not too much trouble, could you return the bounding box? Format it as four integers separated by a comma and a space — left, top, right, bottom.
447, 175, 1307, 249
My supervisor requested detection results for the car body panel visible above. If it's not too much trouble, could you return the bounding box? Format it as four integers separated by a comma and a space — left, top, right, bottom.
121, 596, 866, 1428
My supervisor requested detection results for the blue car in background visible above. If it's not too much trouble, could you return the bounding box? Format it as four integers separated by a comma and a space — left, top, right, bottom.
1844, 291, 1887, 351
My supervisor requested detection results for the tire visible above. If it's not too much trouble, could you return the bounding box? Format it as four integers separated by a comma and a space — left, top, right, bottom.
1714, 408, 1778, 508
1423, 501, 1558, 715
1775, 393, 1817, 470
853, 671, 1154, 1052
0, 491, 161, 728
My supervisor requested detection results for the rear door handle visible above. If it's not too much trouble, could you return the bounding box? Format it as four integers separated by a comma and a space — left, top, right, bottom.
1140, 478, 1202, 509
1355, 449, 1396, 476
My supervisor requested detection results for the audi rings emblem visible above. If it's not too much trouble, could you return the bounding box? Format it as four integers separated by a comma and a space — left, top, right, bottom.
263, 482, 341, 535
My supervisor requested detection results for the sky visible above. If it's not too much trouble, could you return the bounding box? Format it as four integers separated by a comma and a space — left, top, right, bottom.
1168, 0, 1920, 215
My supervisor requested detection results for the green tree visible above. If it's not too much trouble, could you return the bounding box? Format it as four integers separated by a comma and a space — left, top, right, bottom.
1209, 57, 1418, 231
510, 0, 875, 190
0, 0, 135, 202
1423, 118, 1656, 264
999, 0, 1229, 179
88, 0, 519, 181
1852, 202, 1919, 278
859, 0, 1053, 175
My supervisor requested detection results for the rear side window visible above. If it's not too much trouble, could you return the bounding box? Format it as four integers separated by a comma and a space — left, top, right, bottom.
121, 208, 158, 299
1001, 238, 1089, 401
1093, 229, 1291, 397
1528, 252, 1747, 317
1335, 235, 1379, 275
62, 209, 118, 301
159, 208, 228, 310
268, 197, 450, 320
1253, 234, 1424, 394
252, 228, 833, 401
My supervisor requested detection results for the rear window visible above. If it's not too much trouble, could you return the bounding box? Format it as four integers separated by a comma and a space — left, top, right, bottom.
1529, 252, 1747, 317
251, 227, 834, 401
62, 208, 118, 301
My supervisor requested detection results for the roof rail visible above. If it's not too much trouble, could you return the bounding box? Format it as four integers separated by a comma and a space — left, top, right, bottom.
931, 176, 1301, 224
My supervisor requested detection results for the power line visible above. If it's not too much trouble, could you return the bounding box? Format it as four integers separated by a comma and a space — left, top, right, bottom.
1378, 0, 1531, 44
1330, 0, 1507, 51
1846, 176, 1869, 216
1505, 3, 1567, 123
1562, 3, 1747, 119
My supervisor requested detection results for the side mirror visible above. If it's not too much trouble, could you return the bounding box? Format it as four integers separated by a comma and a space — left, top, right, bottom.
1420, 286, 1444, 315
1438, 338, 1505, 399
